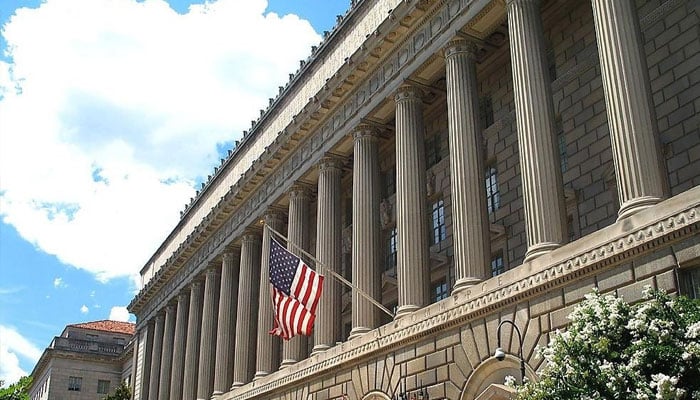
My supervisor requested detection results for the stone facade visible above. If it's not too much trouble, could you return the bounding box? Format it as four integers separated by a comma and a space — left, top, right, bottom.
28, 321, 135, 400
128, 0, 700, 399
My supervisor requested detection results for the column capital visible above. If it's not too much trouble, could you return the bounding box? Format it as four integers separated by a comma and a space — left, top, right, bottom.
444, 38, 478, 59
288, 183, 312, 200
221, 251, 237, 264
394, 84, 423, 103
318, 155, 345, 172
177, 291, 188, 302
241, 231, 261, 244
352, 123, 380, 141
165, 303, 176, 313
190, 280, 203, 291
205, 265, 220, 277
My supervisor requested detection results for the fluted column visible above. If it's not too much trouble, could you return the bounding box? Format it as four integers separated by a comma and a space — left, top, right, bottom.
394, 85, 431, 318
350, 124, 382, 337
197, 266, 220, 400
281, 184, 311, 367
137, 322, 154, 400
213, 250, 240, 394
313, 157, 343, 353
169, 291, 189, 400
444, 39, 491, 292
255, 212, 285, 379
158, 304, 176, 400
232, 233, 261, 389
507, 0, 567, 261
591, 0, 666, 219
147, 313, 165, 400
183, 281, 204, 400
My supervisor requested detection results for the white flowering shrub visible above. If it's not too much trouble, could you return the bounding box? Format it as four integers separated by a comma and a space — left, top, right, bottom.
514, 287, 700, 399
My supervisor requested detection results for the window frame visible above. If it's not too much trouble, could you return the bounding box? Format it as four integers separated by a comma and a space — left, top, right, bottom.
431, 199, 447, 245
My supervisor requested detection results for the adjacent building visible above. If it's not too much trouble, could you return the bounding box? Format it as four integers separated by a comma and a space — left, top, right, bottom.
28, 320, 135, 400
128, 0, 700, 399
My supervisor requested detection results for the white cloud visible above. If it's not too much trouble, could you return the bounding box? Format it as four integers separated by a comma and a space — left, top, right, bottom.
53, 277, 66, 288
0, 0, 320, 282
0, 325, 42, 385
80, 305, 89, 314
109, 306, 133, 322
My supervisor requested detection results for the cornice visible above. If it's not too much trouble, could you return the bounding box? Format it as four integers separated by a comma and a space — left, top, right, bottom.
129, 0, 466, 319
218, 187, 699, 399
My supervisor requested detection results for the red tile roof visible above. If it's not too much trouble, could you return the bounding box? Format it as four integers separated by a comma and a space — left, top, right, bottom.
68, 320, 136, 335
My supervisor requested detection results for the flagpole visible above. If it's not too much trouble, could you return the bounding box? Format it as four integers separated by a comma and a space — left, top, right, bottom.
265, 223, 395, 319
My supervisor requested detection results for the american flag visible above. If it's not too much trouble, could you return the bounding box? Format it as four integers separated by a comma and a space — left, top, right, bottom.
268, 236, 324, 339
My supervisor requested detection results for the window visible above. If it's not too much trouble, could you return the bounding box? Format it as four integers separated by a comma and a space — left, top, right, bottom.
68, 376, 82, 392
680, 266, 700, 299
480, 96, 494, 128
344, 198, 353, 227
431, 200, 446, 244
491, 252, 505, 277
386, 228, 397, 270
425, 134, 444, 168
97, 380, 110, 394
432, 279, 449, 302
485, 165, 500, 214
382, 167, 396, 197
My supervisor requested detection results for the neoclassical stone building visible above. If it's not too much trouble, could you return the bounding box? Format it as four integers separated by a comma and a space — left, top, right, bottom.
127, 0, 700, 399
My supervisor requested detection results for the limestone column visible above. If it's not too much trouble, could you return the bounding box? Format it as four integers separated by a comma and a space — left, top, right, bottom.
394, 85, 431, 318
281, 184, 311, 367
130, 330, 139, 397
157, 304, 176, 400
255, 212, 285, 378
213, 250, 240, 394
183, 281, 204, 400
197, 266, 220, 400
590, 0, 666, 219
444, 39, 491, 292
313, 157, 343, 353
507, 0, 567, 261
169, 291, 189, 400
147, 313, 165, 400
137, 322, 154, 400
350, 124, 382, 337
231, 233, 261, 389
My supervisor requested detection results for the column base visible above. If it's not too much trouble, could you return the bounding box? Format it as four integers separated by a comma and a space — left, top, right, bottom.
452, 277, 482, 295
394, 304, 420, 320
253, 371, 269, 380
523, 242, 561, 263
348, 326, 371, 340
617, 195, 663, 221
279, 359, 297, 369
311, 344, 331, 355
212, 391, 223, 396
230, 382, 244, 390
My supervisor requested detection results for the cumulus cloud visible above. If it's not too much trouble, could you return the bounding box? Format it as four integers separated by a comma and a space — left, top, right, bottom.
109, 306, 133, 322
0, 325, 42, 385
80, 305, 89, 314
0, 0, 320, 282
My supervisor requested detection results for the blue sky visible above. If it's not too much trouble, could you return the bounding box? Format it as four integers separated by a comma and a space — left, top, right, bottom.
0, 0, 347, 386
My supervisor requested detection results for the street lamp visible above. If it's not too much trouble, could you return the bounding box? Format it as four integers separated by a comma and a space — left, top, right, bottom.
493, 319, 526, 384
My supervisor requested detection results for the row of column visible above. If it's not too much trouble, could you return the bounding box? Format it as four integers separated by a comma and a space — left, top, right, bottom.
136, 0, 665, 397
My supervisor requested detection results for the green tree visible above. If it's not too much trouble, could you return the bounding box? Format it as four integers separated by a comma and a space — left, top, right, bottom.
102, 382, 130, 400
0, 376, 32, 400
513, 287, 700, 399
